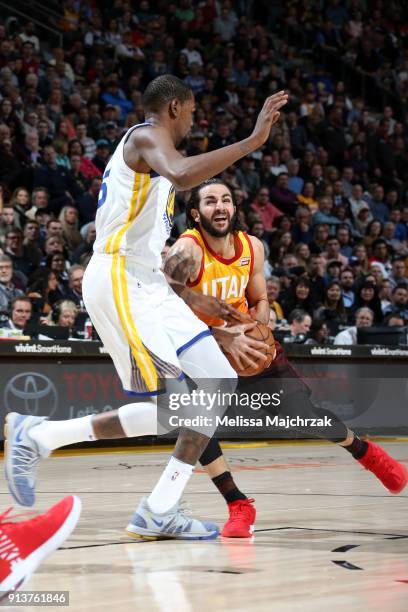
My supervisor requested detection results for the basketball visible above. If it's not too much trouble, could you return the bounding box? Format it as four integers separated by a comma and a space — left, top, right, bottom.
224, 322, 276, 377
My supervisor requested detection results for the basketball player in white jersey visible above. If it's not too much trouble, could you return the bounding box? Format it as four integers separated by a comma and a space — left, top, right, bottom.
5, 75, 287, 540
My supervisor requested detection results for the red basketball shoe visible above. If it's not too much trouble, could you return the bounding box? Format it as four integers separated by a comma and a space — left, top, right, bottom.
221, 498, 256, 538
358, 442, 408, 494
0, 495, 81, 596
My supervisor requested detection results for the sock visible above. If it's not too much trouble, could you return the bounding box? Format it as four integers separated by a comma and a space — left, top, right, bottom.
147, 456, 194, 514
343, 435, 368, 459
29, 416, 96, 453
212, 471, 247, 504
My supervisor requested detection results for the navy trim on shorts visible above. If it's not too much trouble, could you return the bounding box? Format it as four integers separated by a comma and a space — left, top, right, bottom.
123, 389, 164, 397
176, 329, 212, 356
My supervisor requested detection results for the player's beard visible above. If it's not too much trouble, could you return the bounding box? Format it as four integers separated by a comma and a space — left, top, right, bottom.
199, 211, 236, 237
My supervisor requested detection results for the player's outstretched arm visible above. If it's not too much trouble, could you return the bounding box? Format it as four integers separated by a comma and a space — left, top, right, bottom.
131, 91, 288, 190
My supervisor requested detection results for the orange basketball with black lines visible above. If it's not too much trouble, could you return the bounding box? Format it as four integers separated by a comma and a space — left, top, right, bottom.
224, 322, 276, 377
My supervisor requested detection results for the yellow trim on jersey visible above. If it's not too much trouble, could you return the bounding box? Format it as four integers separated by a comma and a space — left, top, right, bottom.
108, 172, 157, 391
110, 254, 157, 391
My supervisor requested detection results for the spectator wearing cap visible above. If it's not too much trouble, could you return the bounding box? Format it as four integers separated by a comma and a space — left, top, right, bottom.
333, 307, 374, 345
0, 254, 23, 313
250, 187, 283, 232
92, 140, 111, 173
76, 177, 102, 226
383, 284, 408, 321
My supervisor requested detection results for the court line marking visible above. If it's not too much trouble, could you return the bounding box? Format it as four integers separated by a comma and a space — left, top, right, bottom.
254, 526, 408, 537
1, 437, 407, 458
1, 491, 406, 499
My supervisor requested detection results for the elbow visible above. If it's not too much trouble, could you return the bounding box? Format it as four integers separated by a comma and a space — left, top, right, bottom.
167, 165, 195, 191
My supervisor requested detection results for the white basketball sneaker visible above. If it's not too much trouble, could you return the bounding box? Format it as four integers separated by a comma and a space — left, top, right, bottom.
126, 497, 219, 540
4, 412, 49, 507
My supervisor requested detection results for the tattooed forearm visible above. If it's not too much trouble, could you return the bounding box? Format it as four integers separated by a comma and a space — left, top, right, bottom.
163, 249, 199, 283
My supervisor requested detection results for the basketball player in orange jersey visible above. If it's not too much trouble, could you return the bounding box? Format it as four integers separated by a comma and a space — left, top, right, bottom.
164, 178, 408, 537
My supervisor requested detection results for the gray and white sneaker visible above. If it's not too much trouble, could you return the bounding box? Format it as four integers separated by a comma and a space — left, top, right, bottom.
126, 497, 219, 540
4, 412, 49, 507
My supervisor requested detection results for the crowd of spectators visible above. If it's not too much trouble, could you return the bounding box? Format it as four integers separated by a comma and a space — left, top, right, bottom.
1, 0, 408, 344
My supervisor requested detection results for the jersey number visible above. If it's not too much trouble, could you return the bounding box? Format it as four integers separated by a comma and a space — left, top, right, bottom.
97, 169, 111, 209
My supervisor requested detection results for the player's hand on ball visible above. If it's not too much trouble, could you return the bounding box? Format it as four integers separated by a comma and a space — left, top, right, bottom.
213, 322, 269, 371
189, 292, 251, 324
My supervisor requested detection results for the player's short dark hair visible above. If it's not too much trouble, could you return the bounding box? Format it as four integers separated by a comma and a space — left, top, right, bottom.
186, 178, 241, 231
142, 75, 192, 113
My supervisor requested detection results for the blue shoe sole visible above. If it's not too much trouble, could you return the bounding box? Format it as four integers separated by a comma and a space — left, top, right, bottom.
126, 528, 219, 541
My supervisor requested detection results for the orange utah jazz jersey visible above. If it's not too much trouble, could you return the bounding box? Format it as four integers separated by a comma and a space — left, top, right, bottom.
180, 228, 254, 326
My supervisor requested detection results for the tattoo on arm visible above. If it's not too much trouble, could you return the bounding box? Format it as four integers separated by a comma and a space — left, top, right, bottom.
164, 249, 199, 284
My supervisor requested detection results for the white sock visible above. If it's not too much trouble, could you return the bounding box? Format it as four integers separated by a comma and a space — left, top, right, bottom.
29, 416, 96, 453
147, 457, 194, 514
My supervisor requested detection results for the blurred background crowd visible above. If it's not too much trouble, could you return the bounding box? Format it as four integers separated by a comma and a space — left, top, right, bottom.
0, 0, 408, 345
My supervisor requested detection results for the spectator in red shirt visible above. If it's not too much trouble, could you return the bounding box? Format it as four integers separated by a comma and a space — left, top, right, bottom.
250, 186, 283, 231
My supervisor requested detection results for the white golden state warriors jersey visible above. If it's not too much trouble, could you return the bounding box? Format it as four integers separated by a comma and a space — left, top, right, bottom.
93, 122, 176, 268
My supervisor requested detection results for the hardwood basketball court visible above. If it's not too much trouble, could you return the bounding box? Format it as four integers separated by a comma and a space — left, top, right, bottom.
2, 441, 408, 611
